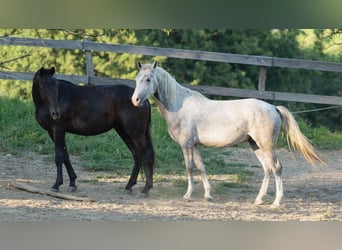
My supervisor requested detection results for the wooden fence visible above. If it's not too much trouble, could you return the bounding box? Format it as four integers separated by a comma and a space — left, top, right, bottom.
0, 36, 341, 105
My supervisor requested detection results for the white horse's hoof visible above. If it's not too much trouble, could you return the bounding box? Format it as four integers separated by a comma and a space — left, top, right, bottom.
270, 203, 281, 208
183, 196, 192, 202
254, 199, 265, 205
204, 196, 213, 202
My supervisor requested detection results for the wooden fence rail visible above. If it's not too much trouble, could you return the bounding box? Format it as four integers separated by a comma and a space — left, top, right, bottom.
0, 36, 341, 105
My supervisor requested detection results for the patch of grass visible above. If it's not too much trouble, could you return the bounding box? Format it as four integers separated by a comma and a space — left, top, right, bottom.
171, 177, 188, 188
0, 97, 53, 155
78, 179, 99, 185
221, 182, 244, 189
1, 97, 341, 180
214, 179, 254, 196
94, 173, 121, 179
153, 174, 171, 183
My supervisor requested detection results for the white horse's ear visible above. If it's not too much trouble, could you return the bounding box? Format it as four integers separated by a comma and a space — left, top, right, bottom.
137, 61, 142, 69
152, 61, 157, 69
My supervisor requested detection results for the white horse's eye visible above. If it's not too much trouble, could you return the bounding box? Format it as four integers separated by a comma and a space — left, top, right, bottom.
146, 78, 151, 82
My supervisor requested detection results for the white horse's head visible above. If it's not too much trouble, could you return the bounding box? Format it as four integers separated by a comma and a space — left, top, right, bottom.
132, 61, 158, 107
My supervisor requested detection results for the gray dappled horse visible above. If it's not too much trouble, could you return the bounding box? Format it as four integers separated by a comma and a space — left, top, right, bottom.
131, 62, 324, 207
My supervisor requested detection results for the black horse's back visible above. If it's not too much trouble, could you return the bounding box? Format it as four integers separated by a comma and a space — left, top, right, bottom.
32, 67, 155, 195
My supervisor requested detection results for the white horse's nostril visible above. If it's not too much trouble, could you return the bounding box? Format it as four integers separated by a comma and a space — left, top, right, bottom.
132, 95, 141, 106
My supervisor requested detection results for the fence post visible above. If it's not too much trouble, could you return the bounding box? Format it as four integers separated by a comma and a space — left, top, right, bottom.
258, 66, 267, 92
84, 38, 94, 85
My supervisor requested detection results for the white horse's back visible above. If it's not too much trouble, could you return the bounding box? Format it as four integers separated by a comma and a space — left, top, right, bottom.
185, 97, 281, 148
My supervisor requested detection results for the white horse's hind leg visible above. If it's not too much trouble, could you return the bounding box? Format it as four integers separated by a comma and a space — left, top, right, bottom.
271, 159, 283, 207
182, 147, 195, 200
254, 155, 271, 205
193, 147, 212, 201
254, 149, 283, 206
255, 172, 271, 205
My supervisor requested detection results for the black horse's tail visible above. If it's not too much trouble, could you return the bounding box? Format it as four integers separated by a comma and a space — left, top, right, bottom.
145, 100, 156, 172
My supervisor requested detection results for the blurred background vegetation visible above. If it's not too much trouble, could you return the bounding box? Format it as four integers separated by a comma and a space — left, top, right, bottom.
0, 29, 341, 131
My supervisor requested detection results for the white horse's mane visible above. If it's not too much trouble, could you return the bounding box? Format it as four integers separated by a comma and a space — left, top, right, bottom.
154, 67, 177, 102
154, 66, 205, 108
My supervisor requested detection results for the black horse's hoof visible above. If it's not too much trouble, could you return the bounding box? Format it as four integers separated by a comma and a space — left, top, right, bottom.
50, 187, 59, 193
68, 186, 77, 192
139, 192, 149, 198
124, 189, 133, 195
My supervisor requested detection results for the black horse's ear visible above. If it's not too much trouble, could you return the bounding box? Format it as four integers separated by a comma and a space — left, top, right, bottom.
38, 67, 45, 76
137, 61, 142, 69
50, 67, 56, 75
152, 61, 157, 69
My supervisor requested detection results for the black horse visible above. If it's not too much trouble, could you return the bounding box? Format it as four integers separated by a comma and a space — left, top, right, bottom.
32, 67, 155, 196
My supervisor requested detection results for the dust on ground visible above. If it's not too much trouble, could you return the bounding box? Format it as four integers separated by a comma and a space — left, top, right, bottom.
0, 147, 341, 221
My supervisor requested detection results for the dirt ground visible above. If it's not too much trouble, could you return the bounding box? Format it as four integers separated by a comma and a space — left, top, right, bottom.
0, 147, 341, 221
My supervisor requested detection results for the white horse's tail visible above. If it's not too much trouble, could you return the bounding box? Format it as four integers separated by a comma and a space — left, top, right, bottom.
276, 106, 325, 167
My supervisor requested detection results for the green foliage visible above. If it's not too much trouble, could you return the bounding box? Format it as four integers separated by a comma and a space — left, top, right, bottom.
0, 29, 341, 130
297, 119, 342, 149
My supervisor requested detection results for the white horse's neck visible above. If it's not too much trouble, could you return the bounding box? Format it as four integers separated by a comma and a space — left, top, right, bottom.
154, 67, 201, 113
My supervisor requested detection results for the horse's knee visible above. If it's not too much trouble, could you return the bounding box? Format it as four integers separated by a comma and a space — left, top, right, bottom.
55, 148, 66, 165
272, 160, 282, 176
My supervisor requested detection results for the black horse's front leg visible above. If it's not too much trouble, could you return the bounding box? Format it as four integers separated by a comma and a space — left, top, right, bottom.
52, 147, 77, 192
51, 147, 64, 192
63, 145, 77, 192
50, 129, 77, 192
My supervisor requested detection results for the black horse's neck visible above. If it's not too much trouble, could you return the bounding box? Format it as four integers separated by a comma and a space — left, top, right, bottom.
32, 76, 61, 111
31, 80, 43, 110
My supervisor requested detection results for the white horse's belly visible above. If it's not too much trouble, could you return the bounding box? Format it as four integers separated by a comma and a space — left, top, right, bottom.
197, 125, 247, 147
165, 97, 280, 148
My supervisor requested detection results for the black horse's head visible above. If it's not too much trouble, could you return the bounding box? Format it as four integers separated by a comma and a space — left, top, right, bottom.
33, 67, 61, 120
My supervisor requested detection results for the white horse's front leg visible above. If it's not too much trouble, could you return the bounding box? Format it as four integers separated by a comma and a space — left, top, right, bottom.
193, 147, 212, 201
182, 147, 195, 200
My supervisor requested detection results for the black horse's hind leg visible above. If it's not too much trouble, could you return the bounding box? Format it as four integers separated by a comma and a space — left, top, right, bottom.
125, 134, 154, 196
114, 126, 141, 193
126, 155, 141, 193
125, 135, 154, 197
140, 137, 154, 196
124, 141, 141, 193
49, 129, 77, 192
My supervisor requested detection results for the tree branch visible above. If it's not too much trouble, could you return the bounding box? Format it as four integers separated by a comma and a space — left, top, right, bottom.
9, 181, 95, 202
0, 53, 31, 69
